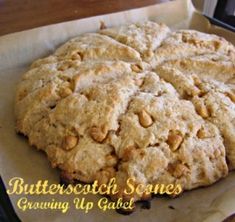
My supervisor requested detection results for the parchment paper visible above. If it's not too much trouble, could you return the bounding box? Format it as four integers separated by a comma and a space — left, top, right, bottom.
0, 0, 234, 221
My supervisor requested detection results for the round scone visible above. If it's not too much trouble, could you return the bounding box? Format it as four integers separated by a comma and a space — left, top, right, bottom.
15, 21, 234, 205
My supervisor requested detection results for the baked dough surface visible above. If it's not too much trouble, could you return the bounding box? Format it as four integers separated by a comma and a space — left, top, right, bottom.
15, 21, 235, 201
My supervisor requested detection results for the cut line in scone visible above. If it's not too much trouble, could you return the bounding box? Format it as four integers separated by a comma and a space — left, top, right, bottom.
14, 21, 234, 212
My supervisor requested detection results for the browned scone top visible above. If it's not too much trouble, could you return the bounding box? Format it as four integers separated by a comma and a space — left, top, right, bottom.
15, 21, 235, 203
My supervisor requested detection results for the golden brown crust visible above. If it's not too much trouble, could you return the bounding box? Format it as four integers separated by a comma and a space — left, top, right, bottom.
15, 22, 235, 202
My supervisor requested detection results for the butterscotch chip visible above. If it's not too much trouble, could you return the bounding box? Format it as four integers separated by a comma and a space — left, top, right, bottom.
195, 102, 209, 118
106, 154, 118, 167
138, 110, 153, 128
62, 136, 78, 150
214, 149, 221, 158
71, 52, 82, 61
190, 88, 201, 96
167, 131, 183, 151
145, 50, 154, 58
193, 75, 202, 87
131, 64, 142, 73
58, 65, 67, 71
213, 40, 221, 50
135, 78, 144, 86
198, 90, 208, 98
72, 75, 80, 91
197, 127, 210, 139
90, 125, 108, 143
226, 92, 235, 103
58, 61, 74, 71
59, 87, 73, 98
172, 163, 189, 178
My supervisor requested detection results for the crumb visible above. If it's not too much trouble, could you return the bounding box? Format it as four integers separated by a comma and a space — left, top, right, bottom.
116, 208, 135, 215
140, 200, 151, 210
168, 205, 175, 210
100, 21, 107, 30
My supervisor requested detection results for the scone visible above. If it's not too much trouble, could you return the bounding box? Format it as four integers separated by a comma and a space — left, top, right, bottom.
15, 21, 235, 207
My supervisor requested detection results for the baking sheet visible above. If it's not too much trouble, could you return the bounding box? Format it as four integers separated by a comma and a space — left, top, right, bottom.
0, 0, 235, 221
